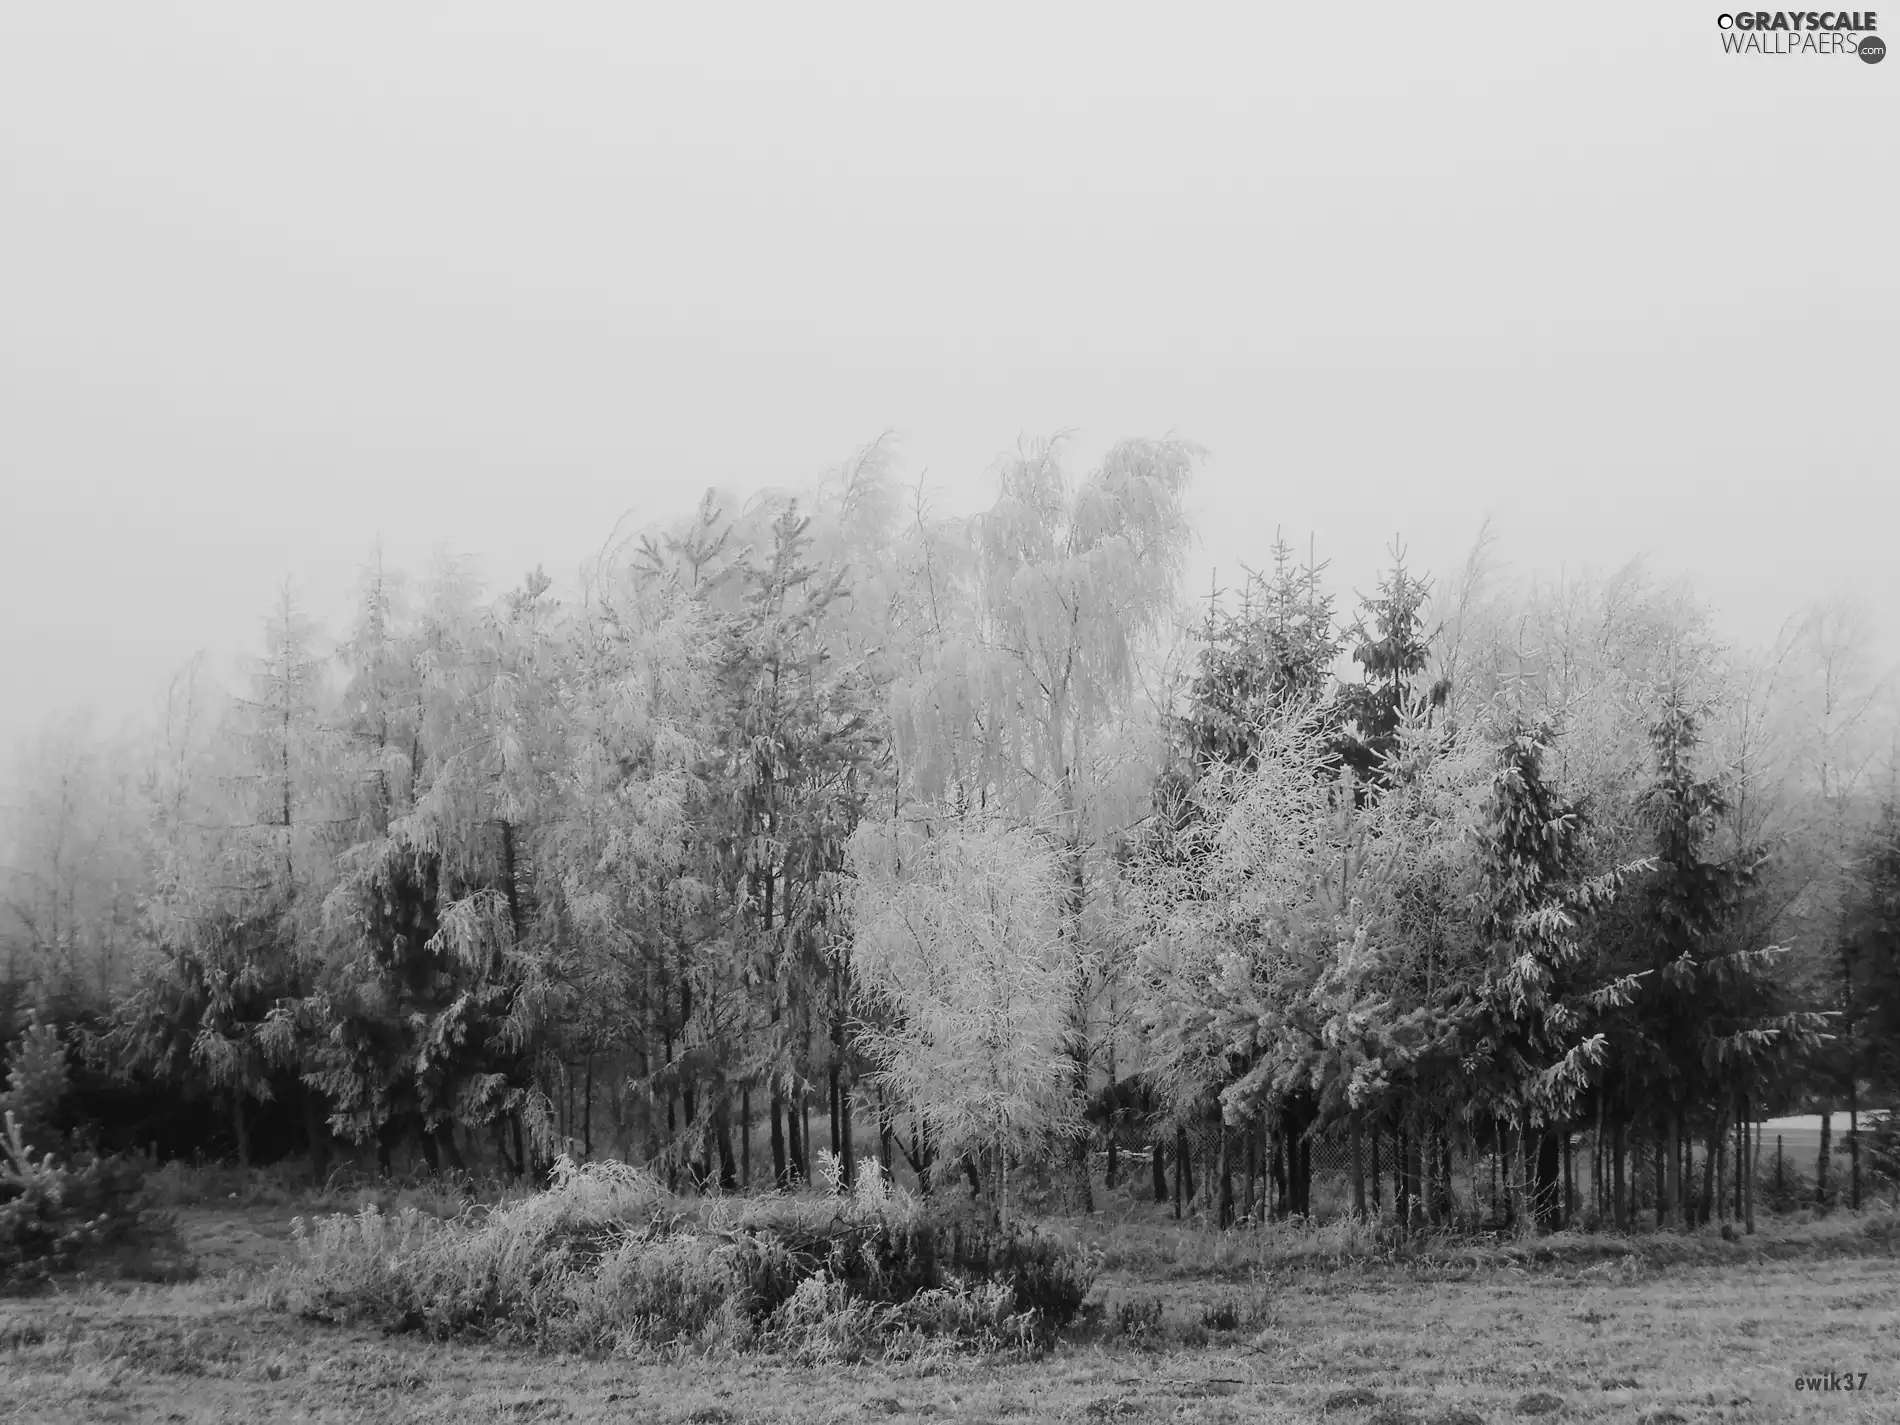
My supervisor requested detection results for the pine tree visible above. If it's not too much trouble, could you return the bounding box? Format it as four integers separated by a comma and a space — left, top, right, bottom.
1334, 542, 1444, 791
1464, 720, 1634, 1230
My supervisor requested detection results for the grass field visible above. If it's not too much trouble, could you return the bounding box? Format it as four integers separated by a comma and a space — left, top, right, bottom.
2, 1199, 1896, 1424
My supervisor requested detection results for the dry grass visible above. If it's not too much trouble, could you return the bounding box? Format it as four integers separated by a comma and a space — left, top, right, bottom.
1, 1197, 1895, 1423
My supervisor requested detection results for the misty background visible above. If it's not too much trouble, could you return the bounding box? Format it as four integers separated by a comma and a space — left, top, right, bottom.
2, 2, 1894, 745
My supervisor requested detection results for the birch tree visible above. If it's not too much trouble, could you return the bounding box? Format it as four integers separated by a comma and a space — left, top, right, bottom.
848, 811, 1078, 1223
893, 435, 1198, 1207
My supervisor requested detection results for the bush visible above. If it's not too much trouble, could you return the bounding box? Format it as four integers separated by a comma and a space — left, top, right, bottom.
0, 1112, 151, 1285
0, 1016, 70, 1153
276, 1156, 1097, 1358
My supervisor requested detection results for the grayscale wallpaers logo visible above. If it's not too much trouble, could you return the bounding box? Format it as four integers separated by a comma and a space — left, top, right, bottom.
1716, 10, 1884, 59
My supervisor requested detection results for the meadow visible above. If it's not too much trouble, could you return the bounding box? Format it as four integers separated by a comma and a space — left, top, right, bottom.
2, 1168, 1895, 1425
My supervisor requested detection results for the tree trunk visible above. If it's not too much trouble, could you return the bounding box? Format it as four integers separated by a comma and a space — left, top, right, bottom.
1153, 1135, 1169, 1204
301, 1084, 331, 1187
1665, 1112, 1684, 1230
1534, 1128, 1562, 1232
232, 1095, 250, 1170
582, 1055, 594, 1159
840, 1072, 856, 1192
1611, 1115, 1626, 1230
1369, 1121, 1381, 1215
1699, 1119, 1717, 1227
1204, 1131, 1217, 1217
1817, 1109, 1831, 1208
714, 1099, 738, 1192
908, 1120, 934, 1196
799, 1089, 812, 1185
1563, 1129, 1574, 1229
1063, 835, 1095, 1215
1270, 1122, 1288, 1218
1409, 1128, 1427, 1232
1654, 1135, 1666, 1228
1488, 1135, 1498, 1225
1849, 1081, 1861, 1211
1243, 1124, 1257, 1223
828, 1061, 841, 1159
435, 1125, 467, 1174
1744, 1102, 1757, 1235
1350, 1111, 1366, 1218
786, 1091, 805, 1186
1592, 1119, 1602, 1222
1173, 1126, 1189, 1219
1438, 1126, 1455, 1225
1217, 1122, 1235, 1228
771, 1084, 788, 1188
1396, 1125, 1411, 1229
742, 1085, 752, 1189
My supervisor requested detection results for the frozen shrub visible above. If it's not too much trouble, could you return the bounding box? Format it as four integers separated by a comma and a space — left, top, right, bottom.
0, 1016, 69, 1154
277, 1154, 1095, 1356
0, 1112, 150, 1284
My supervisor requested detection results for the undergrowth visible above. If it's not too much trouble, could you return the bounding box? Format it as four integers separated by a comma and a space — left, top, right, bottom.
1077, 1203, 1900, 1280
272, 1157, 1096, 1362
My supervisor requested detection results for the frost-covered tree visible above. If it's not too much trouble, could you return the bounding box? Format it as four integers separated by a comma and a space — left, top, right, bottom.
893, 436, 1198, 1208
848, 812, 1078, 1223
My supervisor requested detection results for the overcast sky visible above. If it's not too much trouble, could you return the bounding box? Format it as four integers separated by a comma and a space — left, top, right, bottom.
2, 3, 1893, 748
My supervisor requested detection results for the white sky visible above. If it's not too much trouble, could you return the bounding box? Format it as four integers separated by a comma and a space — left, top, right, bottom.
2, 3, 1894, 747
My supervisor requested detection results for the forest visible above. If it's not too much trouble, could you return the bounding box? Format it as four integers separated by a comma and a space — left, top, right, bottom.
4, 434, 1899, 1242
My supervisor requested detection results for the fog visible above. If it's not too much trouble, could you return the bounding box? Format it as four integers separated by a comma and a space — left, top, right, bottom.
2, 2, 1894, 744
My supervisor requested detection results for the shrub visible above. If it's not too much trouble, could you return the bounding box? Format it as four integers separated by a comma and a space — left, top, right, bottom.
0, 1016, 70, 1153
276, 1156, 1096, 1358
0, 1112, 150, 1285
1114, 1295, 1164, 1340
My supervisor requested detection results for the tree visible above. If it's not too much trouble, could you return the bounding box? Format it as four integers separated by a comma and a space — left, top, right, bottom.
848, 810, 1079, 1224
1608, 692, 1820, 1228
310, 563, 560, 1176
1335, 542, 1444, 790
1464, 720, 1634, 1230
119, 588, 332, 1168
895, 435, 1198, 1208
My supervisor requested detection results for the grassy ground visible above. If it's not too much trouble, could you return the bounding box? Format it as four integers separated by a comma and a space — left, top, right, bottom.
2, 1196, 1895, 1424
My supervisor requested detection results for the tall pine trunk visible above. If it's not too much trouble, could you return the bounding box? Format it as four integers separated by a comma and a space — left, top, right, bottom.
1743, 1099, 1756, 1235
799, 1089, 812, 1185
1699, 1120, 1718, 1226
302, 1084, 330, 1186
713, 1099, 738, 1191
1817, 1109, 1831, 1208
1665, 1111, 1684, 1230
1849, 1083, 1861, 1211
1350, 1110, 1366, 1219
1534, 1127, 1562, 1232
770, 1084, 789, 1188
1217, 1122, 1234, 1228
1611, 1115, 1627, 1230
840, 1071, 855, 1191
1172, 1127, 1186, 1220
